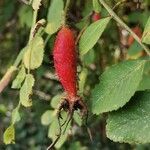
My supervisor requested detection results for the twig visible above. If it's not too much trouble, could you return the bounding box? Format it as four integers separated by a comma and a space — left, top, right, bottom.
13, 48, 26, 67
33, 90, 51, 101
0, 66, 17, 94
75, 25, 88, 45
98, 0, 150, 56
44, 72, 59, 81
29, 9, 38, 42
112, 0, 127, 10
44, 34, 51, 47
28, 8, 38, 74
0, 3, 40, 94
63, 0, 71, 25
46, 108, 63, 150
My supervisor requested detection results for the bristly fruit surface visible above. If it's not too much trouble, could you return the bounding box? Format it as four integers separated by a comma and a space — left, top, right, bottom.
53, 26, 77, 100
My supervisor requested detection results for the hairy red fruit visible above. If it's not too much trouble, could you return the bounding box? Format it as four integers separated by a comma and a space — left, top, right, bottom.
92, 12, 101, 22
127, 26, 142, 46
53, 26, 77, 100
50, 27, 88, 149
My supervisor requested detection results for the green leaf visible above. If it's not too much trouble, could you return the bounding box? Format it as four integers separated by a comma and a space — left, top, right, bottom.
45, 0, 64, 35
11, 107, 20, 125
32, 0, 42, 10
82, 49, 95, 65
93, 0, 101, 12
41, 110, 54, 126
127, 41, 142, 56
48, 112, 70, 148
106, 91, 150, 144
51, 93, 65, 109
69, 142, 87, 150
79, 17, 111, 56
73, 111, 82, 126
137, 60, 150, 91
3, 125, 15, 144
82, 1, 92, 17
0, 104, 7, 114
142, 16, 150, 44
91, 60, 145, 114
137, 74, 150, 91
79, 68, 88, 95
12, 66, 26, 89
128, 12, 142, 24
23, 36, 44, 70
18, 5, 33, 28
20, 74, 35, 107
48, 118, 59, 139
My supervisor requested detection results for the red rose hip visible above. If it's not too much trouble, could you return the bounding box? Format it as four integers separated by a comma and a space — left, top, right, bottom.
53, 26, 77, 100
49, 26, 88, 149
92, 12, 101, 22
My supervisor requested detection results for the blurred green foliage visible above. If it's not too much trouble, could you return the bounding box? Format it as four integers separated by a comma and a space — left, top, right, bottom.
0, 0, 150, 149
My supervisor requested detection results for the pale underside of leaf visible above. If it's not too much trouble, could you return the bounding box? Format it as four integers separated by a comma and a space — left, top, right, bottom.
11, 66, 26, 89
23, 36, 44, 70
41, 110, 54, 126
20, 74, 35, 107
11, 107, 20, 125
3, 125, 15, 144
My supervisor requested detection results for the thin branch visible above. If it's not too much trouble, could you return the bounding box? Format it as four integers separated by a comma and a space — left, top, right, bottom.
0, 66, 17, 94
112, 0, 127, 10
29, 9, 38, 42
44, 34, 51, 47
44, 72, 59, 81
0, 3, 40, 94
99, 0, 150, 56
0, 47, 26, 94
33, 90, 51, 101
75, 25, 88, 45
63, 0, 71, 25
28, 8, 38, 74
13, 48, 26, 67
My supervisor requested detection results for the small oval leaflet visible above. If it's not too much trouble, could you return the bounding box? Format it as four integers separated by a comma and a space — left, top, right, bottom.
20, 74, 35, 107
45, 0, 64, 35
3, 125, 15, 144
12, 66, 26, 89
23, 36, 44, 70
79, 17, 111, 56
